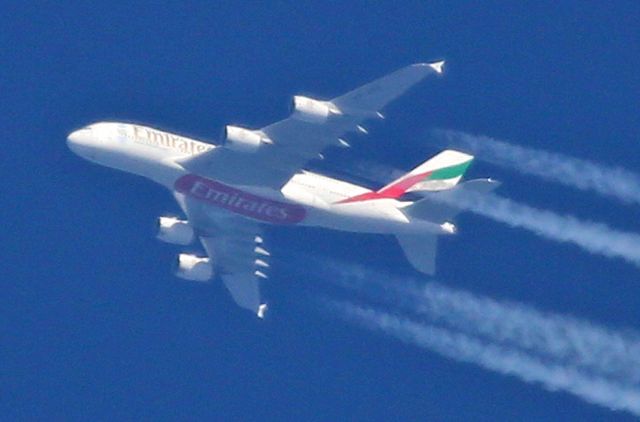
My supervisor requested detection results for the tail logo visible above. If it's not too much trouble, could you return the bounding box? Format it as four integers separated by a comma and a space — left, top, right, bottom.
338, 155, 473, 204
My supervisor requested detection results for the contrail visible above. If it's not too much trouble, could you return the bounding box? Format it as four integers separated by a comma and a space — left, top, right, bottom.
304, 259, 640, 385
433, 129, 640, 206
327, 300, 640, 416
408, 283, 640, 384
293, 256, 640, 414
437, 190, 640, 267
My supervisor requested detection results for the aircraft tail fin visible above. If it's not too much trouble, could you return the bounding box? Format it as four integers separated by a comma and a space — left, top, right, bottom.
338, 150, 473, 203
379, 149, 474, 196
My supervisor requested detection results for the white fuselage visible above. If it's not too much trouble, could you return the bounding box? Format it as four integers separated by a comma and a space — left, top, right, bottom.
67, 122, 448, 236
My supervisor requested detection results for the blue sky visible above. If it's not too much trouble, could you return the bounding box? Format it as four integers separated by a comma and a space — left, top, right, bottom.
3, 1, 640, 420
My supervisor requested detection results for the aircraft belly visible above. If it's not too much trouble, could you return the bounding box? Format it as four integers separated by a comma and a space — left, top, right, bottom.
171, 174, 445, 235
297, 205, 438, 235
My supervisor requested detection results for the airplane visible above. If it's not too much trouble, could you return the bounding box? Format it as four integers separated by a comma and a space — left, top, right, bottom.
67, 61, 497, 318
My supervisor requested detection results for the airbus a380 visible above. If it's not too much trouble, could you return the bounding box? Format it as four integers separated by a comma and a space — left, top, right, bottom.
68, 61, 497, 318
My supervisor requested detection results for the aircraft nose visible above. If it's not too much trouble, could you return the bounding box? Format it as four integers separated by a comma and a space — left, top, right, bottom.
67, 128, 94, 158
67, 129, 83, 147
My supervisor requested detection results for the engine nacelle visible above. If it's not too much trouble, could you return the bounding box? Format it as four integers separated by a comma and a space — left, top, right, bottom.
291, 96, 341, 124
175, 254, 213, 282
156, 217, 194, 245
223, 125, 272, 153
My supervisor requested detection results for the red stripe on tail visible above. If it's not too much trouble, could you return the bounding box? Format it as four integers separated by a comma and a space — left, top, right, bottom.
337, 171, 432, 204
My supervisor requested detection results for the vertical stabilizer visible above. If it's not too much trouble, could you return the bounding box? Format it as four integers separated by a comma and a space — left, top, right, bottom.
338, 150, 473, 203
383, 150, 474, 195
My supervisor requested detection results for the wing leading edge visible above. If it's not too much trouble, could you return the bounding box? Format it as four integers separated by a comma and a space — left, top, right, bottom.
178, 62, 444, 189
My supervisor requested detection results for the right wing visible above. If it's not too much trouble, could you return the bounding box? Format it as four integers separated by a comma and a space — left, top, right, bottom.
174, 193, 269, 318
178, 62, 445, 190
200, 233, 269, 319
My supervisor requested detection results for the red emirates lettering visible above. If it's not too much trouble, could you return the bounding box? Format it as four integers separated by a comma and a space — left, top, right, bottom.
175, 174, 306, 224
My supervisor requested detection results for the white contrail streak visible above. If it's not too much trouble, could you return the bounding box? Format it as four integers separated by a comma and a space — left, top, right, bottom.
438, 190, 640, 267
408, 282, 640, 384
433, 129, 640, 205
308, 260, 640, 385
328, 300, 640, 416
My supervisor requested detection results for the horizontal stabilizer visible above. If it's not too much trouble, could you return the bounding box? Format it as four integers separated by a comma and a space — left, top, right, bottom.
396, 234, 438, 275
405, 178, 500, 222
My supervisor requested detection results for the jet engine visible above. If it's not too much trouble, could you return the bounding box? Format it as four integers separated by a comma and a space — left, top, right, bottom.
222, 125, 272, 153
290, 96, 341, 124
156, 217, 194, 245
175, 254, 213, 282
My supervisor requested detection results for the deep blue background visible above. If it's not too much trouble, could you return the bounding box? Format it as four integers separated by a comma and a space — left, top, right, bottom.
3, 2, 639, 420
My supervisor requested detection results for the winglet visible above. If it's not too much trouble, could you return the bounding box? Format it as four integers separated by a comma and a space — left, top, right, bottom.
257, 303, 268, 319
429, 60, 445, 74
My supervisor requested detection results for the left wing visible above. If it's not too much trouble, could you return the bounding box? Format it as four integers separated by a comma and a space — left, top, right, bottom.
179, 62, 444, 189
175, 193, 269, 318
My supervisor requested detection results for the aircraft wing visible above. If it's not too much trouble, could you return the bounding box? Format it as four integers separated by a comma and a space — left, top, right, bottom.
174, 193, 269, 318
178, 62, 444, 190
